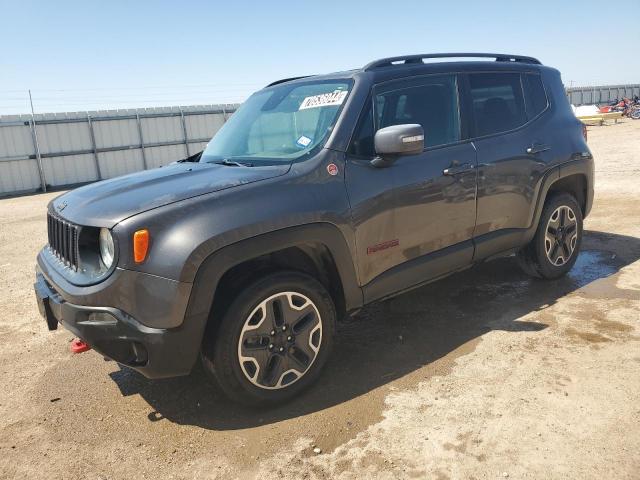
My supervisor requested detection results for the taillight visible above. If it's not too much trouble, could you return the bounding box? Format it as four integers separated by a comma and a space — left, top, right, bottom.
582, 123, 588, 142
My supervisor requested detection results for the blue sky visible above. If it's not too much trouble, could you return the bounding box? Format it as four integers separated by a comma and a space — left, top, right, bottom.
1, 0, 638, 114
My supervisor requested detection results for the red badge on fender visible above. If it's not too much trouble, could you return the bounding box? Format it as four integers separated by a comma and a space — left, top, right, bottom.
327, 163, 338, 176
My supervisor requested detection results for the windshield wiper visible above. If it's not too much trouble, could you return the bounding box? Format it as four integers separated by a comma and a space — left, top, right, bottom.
177, 151, 203, 163
215, 159, 254, 167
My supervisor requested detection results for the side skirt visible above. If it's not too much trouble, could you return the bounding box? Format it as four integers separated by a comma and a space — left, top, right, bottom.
362, 240, 474, 304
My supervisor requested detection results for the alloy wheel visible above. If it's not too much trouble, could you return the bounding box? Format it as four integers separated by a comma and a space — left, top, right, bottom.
237, 291, 322, 390
544, 205, 578, 266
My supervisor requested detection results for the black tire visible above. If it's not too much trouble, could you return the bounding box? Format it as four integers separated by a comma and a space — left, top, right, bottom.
201, 271, 336, 406
516, 192, 583, 279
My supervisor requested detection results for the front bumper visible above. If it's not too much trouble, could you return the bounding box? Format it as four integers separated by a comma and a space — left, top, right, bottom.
35, 256, 204, 379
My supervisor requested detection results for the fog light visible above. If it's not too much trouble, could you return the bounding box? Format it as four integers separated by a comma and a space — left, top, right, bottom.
85, 312, 117, 325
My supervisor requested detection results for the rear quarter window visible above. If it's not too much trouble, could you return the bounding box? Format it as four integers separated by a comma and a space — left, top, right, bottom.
523, 73, 549, 119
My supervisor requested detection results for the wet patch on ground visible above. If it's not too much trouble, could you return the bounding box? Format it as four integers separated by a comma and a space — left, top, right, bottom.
568, 250, 619, 285
565, 327, 612, 344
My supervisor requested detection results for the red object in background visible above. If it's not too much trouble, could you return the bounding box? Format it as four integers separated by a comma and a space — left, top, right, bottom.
599, 106, 612, 113
71, 338, 91, 353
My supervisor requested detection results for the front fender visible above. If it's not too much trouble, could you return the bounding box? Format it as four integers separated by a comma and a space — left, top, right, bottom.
185, 223, 363, 321
176, 223, 363, 372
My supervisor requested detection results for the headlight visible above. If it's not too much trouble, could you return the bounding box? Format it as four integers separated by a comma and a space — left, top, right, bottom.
99, 228, 115, 268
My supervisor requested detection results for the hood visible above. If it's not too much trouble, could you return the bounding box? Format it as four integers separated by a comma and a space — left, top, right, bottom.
50, 162, 290, 227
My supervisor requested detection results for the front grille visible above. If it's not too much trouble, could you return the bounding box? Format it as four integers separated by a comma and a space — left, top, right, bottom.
47, 213, 80, 271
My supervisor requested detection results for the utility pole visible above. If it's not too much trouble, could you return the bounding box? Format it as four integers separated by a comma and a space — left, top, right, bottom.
29, 90, 47, 193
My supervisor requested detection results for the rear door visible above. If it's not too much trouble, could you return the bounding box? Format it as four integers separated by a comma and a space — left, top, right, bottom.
465, 71, 553, 258
345, 74, 477, 296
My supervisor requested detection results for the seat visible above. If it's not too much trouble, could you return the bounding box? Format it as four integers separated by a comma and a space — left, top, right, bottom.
479, 97, 514, 135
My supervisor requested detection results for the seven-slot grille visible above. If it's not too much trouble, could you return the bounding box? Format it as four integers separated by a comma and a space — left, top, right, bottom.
47, 213, 80, 270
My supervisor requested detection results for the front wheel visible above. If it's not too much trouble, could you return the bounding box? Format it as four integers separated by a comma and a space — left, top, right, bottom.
201, 271, 336, 406
517, 193, 583, 279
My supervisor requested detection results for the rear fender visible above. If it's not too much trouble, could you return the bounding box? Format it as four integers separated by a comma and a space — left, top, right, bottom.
523, 157, 593, 245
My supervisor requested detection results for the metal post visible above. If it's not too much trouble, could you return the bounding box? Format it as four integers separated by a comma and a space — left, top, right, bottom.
135, 113, 148, 169
86, 114, 102, 180
28, 90, 47, 193
221, 106, 227, 122
179, 107, 189, 157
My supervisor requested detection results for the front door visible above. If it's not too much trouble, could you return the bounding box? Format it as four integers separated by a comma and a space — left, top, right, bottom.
345, 74, 477, 300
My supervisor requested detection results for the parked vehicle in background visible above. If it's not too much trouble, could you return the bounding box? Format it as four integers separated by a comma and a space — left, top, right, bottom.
34, 53, 594, 406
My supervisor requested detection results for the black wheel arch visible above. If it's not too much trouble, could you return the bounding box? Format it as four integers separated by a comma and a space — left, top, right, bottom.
179, 223, 363, 373
524, 157, 593, 245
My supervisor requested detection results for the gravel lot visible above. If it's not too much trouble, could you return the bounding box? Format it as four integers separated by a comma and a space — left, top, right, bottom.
1, 120, 639, 480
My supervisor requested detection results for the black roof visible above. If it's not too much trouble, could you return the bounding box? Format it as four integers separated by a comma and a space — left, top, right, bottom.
266, 53, 545, 88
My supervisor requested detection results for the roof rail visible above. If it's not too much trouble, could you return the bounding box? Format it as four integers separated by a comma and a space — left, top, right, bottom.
363, 53, 541, 71
266, 76, 312, 88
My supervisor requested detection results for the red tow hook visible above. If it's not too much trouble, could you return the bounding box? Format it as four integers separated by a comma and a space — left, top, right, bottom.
71, 338, 91, 354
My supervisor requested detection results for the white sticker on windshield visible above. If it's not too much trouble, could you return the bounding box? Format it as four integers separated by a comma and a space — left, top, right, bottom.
299, 90, 348, 110
296, 135, 312, 147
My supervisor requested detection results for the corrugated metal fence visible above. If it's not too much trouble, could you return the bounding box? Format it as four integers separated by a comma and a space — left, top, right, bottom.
566, 84, 640, 106
0, 104, 238, 197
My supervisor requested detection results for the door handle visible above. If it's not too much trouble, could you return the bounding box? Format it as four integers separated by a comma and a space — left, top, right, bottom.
443, 163, 474, 176
526, 143, 550, 154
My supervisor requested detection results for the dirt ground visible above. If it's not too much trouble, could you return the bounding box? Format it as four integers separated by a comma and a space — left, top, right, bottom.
1, 119, 639, 480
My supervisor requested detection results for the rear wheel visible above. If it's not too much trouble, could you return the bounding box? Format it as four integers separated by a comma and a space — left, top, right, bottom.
517, 193, 583, 279
201, 271, 336, 406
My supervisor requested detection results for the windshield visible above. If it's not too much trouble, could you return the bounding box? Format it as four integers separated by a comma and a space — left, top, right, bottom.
201, 80, 351, 164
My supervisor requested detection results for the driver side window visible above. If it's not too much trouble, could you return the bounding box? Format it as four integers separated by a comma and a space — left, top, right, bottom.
348, 75, 460, 157
378, 75, 460, 147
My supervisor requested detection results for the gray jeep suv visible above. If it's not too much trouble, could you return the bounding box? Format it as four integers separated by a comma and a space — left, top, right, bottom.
35, 53, 594, 405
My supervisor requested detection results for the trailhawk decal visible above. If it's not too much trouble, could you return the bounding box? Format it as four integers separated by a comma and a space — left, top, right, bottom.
299, 90, 348, 110
367, 239, 399, 255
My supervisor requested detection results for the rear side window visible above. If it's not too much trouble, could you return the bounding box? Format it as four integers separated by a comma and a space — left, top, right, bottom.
469, 73, 526, 137
377, 74, 460, 148
523, 73, 548, 119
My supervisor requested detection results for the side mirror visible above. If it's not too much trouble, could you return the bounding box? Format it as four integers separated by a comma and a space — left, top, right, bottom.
371, 124, 424, 168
